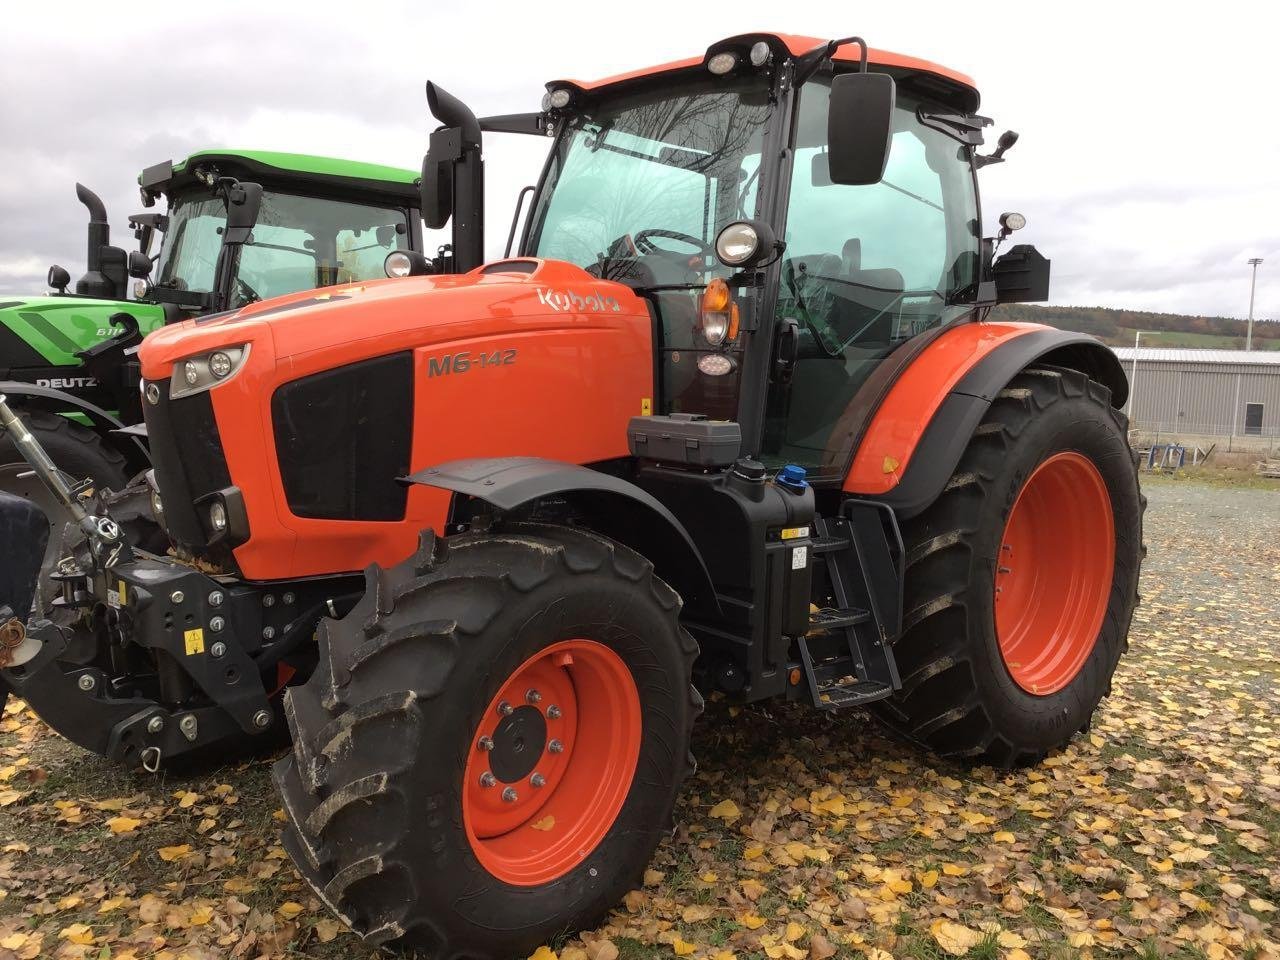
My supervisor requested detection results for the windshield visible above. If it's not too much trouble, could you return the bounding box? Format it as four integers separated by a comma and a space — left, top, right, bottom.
157, 191, 410, 307
526, 75, 772, 283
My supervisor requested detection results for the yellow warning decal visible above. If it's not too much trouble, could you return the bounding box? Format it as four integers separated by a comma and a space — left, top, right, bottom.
780, 526, 811, 540
118, 580, 127, 605
641, 397, 652, 415
184, 628, 205, 656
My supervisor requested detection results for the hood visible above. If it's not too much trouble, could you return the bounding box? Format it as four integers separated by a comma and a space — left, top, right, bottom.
0, 296, 166, 368
137, 259, 650, 379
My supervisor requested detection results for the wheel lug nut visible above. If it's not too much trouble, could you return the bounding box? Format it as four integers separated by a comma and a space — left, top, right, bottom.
525, 688, 541, 704
548, 738, 564, 754
547, 705, 561, 719
530, 773, 546, 788
477, 736, 495, 752
498, 700, 513, 716
480, 772, 496, 788
501, 787, 518, 803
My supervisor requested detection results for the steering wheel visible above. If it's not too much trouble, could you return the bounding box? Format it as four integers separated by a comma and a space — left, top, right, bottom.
633, 228, 713, 260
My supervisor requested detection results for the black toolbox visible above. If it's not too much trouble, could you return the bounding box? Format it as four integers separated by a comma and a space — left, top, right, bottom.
627, 414, 741, 468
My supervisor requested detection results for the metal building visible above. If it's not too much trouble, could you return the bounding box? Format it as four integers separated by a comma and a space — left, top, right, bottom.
1112, 347, 1280, 447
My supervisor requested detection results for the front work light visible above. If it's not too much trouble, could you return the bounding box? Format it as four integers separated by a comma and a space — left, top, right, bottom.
749, 41, 772, 66
707, 52, 737, 75
170, 344, 250, 399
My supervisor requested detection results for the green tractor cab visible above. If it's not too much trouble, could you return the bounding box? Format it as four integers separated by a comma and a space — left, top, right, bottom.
0, 149, 423, 607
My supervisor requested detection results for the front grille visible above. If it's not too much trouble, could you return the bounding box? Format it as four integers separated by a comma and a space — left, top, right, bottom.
143, 382, 231, 551
271, 352, 413, 521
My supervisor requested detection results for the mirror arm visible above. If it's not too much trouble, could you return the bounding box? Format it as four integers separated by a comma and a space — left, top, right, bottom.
796, 35, 869, 85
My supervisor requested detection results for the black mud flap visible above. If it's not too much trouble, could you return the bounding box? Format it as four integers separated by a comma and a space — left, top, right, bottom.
0, 492, 48, 622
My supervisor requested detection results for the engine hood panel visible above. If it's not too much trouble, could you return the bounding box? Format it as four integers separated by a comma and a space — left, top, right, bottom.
137, 259, 649, 378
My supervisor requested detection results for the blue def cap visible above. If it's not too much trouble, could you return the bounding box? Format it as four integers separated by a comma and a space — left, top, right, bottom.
776, 464, 808, 491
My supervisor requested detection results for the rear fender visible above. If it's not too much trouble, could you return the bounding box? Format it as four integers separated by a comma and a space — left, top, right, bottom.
404, 457, 720, 618
844, 323, 1127, 518
0, 381, 149, 474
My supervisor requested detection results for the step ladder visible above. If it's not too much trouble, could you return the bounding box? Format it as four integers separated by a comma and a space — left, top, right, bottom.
796, 503, 903, 711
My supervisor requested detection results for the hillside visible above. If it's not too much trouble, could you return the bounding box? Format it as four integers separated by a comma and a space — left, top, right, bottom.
989, 304, 1280, 350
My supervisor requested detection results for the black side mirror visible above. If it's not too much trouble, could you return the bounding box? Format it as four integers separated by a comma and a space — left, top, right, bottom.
827, 72, 896, 186
993, 244, 1051, 303
221, 179, 263, 245
47, 264, 70, 293
128, 250, 153, 279
420, 144, 454, 229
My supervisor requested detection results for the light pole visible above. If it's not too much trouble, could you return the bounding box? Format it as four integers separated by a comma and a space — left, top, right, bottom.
1246, 257, 1263, 351
1128, 330, 1141, 422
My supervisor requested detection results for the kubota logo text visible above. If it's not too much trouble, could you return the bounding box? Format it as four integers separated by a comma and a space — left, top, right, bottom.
536, 288, 622, 313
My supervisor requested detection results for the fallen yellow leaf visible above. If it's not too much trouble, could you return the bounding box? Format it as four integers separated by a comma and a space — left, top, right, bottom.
107, 815, 142, 834
930, 918, 982, 956
708, 799, 741, 821
529, 947, 559, 960
277, 901, 305, 920
672, 936, 697, 956
682, 904, 715, 923
531, 815, 556, 831
58, 923, 95, 945
157, 844, 191, 862
784, 921, 805, 943
741, 913, 767, 930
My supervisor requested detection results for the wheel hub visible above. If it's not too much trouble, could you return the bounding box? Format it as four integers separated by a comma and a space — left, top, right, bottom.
487, 705, 547, 783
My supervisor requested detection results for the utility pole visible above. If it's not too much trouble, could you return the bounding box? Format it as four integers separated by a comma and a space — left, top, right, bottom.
1246, 257, 1263, 351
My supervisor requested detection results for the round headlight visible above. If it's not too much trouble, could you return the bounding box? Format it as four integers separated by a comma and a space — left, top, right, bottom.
384, 250, 413, 279
749, 41, 772, 67
548, 88, 572, 109
715, 221, 760, 266
209, 352, 232, 378
707, 52, 737, 75
209, 500, 227, 532
183, 360, 200, 386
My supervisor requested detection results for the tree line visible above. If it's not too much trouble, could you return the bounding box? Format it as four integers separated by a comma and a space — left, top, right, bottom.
989, 303, 1280, 348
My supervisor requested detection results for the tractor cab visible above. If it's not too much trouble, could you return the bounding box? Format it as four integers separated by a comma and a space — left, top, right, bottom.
136, 151, 422, 318
422, 33, 1048, 484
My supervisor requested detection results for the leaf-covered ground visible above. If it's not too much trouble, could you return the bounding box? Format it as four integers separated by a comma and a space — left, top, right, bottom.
0, 478, 1276, 960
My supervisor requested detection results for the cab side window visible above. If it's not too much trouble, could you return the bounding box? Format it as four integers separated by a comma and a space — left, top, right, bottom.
762, 81, 979, 476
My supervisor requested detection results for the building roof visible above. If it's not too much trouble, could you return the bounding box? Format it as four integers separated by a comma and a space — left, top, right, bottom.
1112, 347, 1280, 365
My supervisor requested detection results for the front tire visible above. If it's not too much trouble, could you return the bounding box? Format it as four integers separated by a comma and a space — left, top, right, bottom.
874, 365, 1144, 766
0, 409, 129, 612
274, 523, 700, 957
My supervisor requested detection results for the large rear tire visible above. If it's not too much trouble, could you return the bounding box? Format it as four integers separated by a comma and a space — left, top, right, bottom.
0, 409, 129, 612
274, 523, 700, 957
873, 365, 1144, 766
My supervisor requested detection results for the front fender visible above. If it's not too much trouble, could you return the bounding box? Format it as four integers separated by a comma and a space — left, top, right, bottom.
844, 323, 1127, 518
405, 457, 720, 618
0, 381, 149, 473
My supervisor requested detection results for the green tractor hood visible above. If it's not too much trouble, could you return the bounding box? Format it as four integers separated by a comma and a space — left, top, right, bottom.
0, 296, 164, 369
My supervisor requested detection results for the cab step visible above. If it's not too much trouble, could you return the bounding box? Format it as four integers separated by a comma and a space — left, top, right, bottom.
796, 504, 903, 712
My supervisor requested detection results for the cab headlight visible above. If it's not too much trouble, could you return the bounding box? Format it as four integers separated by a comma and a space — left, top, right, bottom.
170, 344, 250, 399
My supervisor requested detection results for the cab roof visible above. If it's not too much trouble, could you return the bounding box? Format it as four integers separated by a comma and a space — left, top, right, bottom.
139, 149, 421, 206
554, 32, 979, 112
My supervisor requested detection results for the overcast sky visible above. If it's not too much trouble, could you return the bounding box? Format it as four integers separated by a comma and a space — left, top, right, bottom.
2, 1, 1276, 321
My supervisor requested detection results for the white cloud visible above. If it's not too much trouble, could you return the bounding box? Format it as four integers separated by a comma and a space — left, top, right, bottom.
1, 0, 1276, 320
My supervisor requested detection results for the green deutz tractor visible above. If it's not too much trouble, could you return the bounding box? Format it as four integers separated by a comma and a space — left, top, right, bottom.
0, 151, 424, 594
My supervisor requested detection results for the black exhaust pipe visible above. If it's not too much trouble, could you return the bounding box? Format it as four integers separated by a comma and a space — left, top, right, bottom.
73, 183, 127, 299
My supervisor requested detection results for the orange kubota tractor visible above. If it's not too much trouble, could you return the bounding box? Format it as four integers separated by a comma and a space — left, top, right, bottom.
0, 32, 1143, 957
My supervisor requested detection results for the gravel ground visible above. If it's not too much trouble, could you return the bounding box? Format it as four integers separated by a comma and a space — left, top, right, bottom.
0, 478, 1276, 960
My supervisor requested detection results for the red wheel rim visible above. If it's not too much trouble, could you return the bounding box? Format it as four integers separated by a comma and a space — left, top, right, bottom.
994, 452, 1115, 696
462, 639, 641, 885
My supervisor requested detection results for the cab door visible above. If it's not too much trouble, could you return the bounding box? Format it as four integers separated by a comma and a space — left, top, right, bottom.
759, 77, 982, 483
